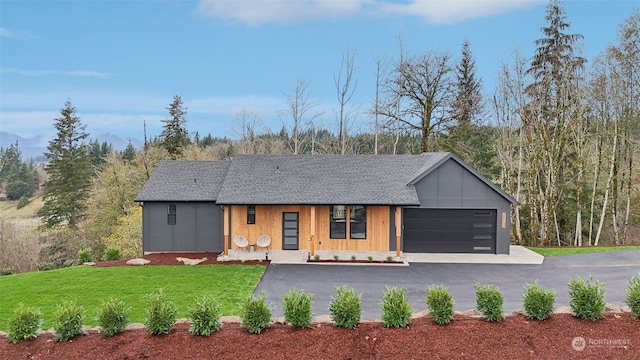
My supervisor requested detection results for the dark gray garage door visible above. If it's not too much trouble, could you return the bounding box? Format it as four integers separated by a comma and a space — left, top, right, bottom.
403, 209, 496, 253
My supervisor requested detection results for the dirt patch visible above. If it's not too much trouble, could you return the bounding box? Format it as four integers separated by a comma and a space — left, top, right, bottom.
93, 252, 269, 267
1, 313, 638, 359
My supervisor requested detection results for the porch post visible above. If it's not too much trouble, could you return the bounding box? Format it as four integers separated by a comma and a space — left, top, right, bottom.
310, 206, 316, 256
395, 207, 401, 257
223, 205, 229, 256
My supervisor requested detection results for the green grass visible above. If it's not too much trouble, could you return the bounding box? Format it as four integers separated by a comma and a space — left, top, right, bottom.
0, 265, 266, 331
527, 246, 640, 257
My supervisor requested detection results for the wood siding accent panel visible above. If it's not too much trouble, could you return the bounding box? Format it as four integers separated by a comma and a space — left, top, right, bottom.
230, 205, 391, 251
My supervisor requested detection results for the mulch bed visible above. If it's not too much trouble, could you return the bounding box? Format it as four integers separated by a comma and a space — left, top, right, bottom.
93, 252, 269, 267
1, 313, 639, 359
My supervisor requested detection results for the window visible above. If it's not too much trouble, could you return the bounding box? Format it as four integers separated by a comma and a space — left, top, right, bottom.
330, 205, 367, 240
329, 205, 346, 239
350, 205, 367, 239
247, 206, 256, 224
167, 204, 176, 225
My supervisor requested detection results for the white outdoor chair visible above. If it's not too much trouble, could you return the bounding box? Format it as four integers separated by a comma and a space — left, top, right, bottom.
256, 234, 271, 252
233, 235, 249, 254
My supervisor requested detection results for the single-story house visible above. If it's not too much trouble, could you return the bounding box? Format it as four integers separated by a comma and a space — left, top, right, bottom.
134, 153, 518, 256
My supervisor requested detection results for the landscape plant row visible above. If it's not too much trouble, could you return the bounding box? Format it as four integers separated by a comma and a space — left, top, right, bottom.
6, 275, 640, 343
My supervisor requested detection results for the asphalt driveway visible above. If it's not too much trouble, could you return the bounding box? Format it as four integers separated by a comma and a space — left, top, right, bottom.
254, 250, 640, 320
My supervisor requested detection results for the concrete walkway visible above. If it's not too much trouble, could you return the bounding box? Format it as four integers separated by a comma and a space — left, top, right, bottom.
217, 245, 544, 265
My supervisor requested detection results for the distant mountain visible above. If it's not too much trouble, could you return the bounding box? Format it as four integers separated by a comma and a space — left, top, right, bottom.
0, 131, 144, 160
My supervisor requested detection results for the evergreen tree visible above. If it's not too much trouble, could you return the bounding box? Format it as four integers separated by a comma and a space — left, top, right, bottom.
442, 40, 497, 179
160, 95, 189, 157
38, 100, 93, 228
0, 142, 36, 199
121, 141, 136, 162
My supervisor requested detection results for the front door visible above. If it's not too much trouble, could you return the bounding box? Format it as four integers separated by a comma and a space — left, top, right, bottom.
282, 212, 299, 250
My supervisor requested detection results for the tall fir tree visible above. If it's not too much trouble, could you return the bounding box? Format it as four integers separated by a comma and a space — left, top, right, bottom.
0, 141, 37, 200
160, 95, 189, 157
38, 100, 93, 227
442, 40, 498, 179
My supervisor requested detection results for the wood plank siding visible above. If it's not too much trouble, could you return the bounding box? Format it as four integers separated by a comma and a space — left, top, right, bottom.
229, 205, 391, 252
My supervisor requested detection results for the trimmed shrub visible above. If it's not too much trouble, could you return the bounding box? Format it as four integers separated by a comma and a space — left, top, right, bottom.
282, 289, 314, 328
189, 294, 222, 336
522, 280, 555, 320
53, 300, 85, 342
0, 267, 14, 276
625, 274, 640, 319
474, 283, 504, 322
78, 248, 93, 264
145, 289, 178, 335
96, 298, 130, 337
568, 276, 605, 321
37, 262, 55, 271
16, 195, 29, 209
426, 285, 455, 325
102, 246, 122, 261
381, 287, 411, 328
329, 285, 361, 329
240, 293, 271, 334
7, 303, 42, 343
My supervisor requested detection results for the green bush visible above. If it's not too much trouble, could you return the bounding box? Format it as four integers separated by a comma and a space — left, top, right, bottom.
37, 262, 55, 271
16, 195, 29, 209
367, 255, 373, 262
351, 255, 357, 261
333, 254, 339, 261
78, 248, 93, 264
329, 285, 361, 329
96, 298, 130, 337
189, 294, 222, 336
240, 293, 272, 334
522, 280, 555, 320
53, 299, 85, 342
385, 256, 393, 263
145, 289, 178, 335
568, 276, 605, 321
102, 246, 122, 261
282, 289, 314, 328
0, 267, 14, 276
426, 285, 455, 325
474, 283, 504, 322
381, 287, 411, 328
625, 274, 640, 319
62, 259, 77, 268
7, 303, 42, 343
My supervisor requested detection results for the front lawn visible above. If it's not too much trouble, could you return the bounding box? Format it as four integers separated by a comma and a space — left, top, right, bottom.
527, 245, 640, 257
0, 265, 266, 331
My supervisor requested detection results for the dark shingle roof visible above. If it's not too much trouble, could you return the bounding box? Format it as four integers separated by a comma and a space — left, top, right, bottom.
215, 153, 448, 205
134, 160, 231, 201
134, 153, 517, 205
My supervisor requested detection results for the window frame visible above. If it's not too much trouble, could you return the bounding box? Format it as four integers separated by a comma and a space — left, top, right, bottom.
329, 205, 367, 240
167, 204, 176, 225
329, 205, 347, 239
349, 205, 367, 239
247, 205, 256, 224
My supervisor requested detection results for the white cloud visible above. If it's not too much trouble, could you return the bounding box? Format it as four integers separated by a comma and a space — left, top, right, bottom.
0, 27, 33, 40
1, 68, 110, 78
196, 0, 368, 26
196, 0, 544, 25
379, 0, 544, 25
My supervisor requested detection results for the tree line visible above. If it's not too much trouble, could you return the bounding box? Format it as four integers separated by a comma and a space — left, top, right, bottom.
2, 0, 638, 270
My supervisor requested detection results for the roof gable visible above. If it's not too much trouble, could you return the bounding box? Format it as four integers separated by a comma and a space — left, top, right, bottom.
408, 153, 518, 205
